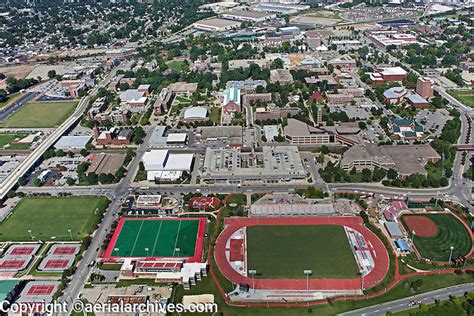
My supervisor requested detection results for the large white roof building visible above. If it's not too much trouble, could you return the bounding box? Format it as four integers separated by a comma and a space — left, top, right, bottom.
142, 150, 194, 181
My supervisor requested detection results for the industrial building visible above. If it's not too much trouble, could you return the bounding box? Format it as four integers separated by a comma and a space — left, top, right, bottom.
221, 10, 276, 23
193, 18, 241, 32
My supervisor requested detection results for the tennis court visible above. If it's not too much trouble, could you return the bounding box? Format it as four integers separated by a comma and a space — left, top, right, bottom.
103, 218, 205, 262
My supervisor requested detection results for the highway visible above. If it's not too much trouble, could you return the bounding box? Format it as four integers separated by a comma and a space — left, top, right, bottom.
0, 92, 38, 121
0, 62, 132, 201
58, 121, 155, 314
340, 283, 474, 316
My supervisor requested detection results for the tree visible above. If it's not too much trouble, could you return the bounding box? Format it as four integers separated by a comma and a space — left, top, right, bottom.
66, 177, 75, 186
361, 168, 372, 182
387, 168, 398, 180
47, 70, 56, 79
320, 145, 329, 154
80, 149, 89, 157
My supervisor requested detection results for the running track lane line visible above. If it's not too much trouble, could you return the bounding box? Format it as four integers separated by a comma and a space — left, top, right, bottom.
172, 220, 183, 257
151, 220, 164, 257
130, 220, 145, 256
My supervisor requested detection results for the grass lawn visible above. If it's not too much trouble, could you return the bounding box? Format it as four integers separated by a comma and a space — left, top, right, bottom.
448, 90, 474, 108
0, 196, 107, 241
209, 107, 221, 125
0, 91, 21, 109
168, 61, 189, 72
0, 132, 32, 149
0, 101, 77, 128
247, 225, 359, 279
401, 214, 472, 261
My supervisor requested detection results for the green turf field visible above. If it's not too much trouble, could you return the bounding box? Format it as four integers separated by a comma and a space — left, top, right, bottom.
0, 132, 32, 149
401, 214, 472, 261
448, 89, 474, 108
111, 219, 199, 257
0, 196, 107, 241
0, 101, 77, 128
246, 225, 359, 279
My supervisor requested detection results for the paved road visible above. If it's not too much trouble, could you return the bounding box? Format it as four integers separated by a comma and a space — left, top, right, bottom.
58, 121, 155, 314
0, 92, 38, 121
0, 62, 132, 200
340, 283, 474, 316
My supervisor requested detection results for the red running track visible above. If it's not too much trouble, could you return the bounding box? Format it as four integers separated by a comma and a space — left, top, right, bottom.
214, 216, 389, 291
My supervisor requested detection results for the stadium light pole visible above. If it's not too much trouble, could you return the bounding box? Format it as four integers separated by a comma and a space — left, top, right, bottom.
114, 248, 119, 257
449, 245, 454, 263
248, 269, 257, 293
435, 191, 440, 208
304, 270, 312, 293
175, 247, 181, 257
68, 229, 73, 241
411, 230, 416, 243
145, 247, 149, 257
27, 229, 33, 239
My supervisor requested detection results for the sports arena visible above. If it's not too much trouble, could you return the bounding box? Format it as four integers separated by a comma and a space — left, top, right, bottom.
103, 218, 206, 263
215, 217, 389, 291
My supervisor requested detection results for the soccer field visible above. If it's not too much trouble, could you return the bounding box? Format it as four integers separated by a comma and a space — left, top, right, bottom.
246, 225, 359, 279
0, 196, 107, 241
109, 219, 202, 258
0, 101, 77, 128
401, 214, 472, 261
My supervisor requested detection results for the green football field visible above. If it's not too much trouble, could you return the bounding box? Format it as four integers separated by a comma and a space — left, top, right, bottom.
246, 225, 359, 279
401, 214, 472, 262
0, 196, 107, 241
111, 219, 199, 258
0, 101, 77, 128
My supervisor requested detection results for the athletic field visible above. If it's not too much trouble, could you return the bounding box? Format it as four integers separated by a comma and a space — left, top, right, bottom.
246, 225, 359, 279
0, 101, 77, 128
401, 213, 472, 261
448, 89, 474, 108
0, 196, 107, 241
104, 218, 205, 261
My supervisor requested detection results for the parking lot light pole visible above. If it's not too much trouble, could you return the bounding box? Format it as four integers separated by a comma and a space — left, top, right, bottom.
248, 269, 257, 292
449, 245, 454, 263
304, 270, 312, 293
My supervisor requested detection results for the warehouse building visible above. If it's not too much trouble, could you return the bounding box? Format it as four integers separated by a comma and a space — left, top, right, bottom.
221, 10, 276, 23
193, 18, 241, 32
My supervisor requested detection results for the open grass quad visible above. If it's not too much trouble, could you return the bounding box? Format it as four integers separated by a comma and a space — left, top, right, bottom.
246, 224, 359, 279
0, 101, 77, 128
401, 213, 472, 261
0, 196, 107, 241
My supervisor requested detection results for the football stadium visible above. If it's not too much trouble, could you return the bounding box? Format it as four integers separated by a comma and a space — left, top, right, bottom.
103, 218, 206, 262
400, 213, 472, 262
215, 217, 389, 291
